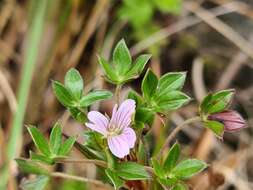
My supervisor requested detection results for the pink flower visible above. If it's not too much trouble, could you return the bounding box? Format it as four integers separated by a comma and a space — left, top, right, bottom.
208, 110, 246, 132
85, 99, 136, 158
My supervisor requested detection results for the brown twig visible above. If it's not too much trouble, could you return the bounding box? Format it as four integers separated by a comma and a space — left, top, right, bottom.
51, 172, 107, 187
184, 1, 253, 61
192, 57, 207, 102
130, 3, 237, 56
65, 0, 109, 70
0, 69, 17, 113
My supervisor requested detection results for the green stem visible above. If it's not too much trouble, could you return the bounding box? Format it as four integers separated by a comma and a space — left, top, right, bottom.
157, 116, 201, 159
115, 84, 121, 104
0, 1, 48, 188
105, 148, 114, 169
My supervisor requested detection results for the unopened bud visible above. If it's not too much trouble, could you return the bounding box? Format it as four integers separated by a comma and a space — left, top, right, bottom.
208, 110, 246, 132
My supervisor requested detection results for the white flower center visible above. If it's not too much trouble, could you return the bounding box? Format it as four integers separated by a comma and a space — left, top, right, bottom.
107, 123, 122, 137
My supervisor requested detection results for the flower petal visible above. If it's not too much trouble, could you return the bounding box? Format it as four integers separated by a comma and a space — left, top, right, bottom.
115, 99, 136, 129
86, 111, 109, 135
110, 104, 118, 128
224, 121, 246, 131
121, 127, 136, 148
108, 136, 130, 158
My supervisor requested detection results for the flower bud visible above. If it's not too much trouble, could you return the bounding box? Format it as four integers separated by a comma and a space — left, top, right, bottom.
208, 110, 246, 132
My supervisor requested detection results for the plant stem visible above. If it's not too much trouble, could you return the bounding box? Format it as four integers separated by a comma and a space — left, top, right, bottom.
51, 172, 106, 186
115, 84, 121, 104
57, 157, 155, 175
56, 158, 107, 168
157, 116, 201, 159
105, 148, 114, 169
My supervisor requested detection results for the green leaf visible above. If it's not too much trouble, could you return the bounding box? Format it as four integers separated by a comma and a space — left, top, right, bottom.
137, 140, 147, 164
52, 81, 76, 107
118, 0, 153, 27
200, 93, 212, 114
125, 54, 151, 79
115, 162, 150, 180
74, 142, 105, 160
98, 56, 119, 83
151, 158, 166, 178
141, 69, 158, 100
16, 158, 49, 175
172, 183, 188, 190
204, 120, 224, 138
30, 151, 54, 165
154, 91, 191, 112
164, 142, 180, 172
158, 72, 186, 95
135, 107, 155, 125
171, 159, 207, 179
113, 39, 131, 74
58, 136, 76, 156
69, 108, 87, 123
27, 126, 51, 156
158, 177, 178, 187
127, 90, 144, 106
80, 90, 112, 107
20, 175, 49, 190
154, 0, 182, 14
64, 68, 83, 100
201, 89, 234, 114
49, 122, 62, 155
105, 169, 123, 190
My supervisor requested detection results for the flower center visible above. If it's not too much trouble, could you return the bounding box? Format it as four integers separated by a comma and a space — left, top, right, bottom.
107, 123, 122, 137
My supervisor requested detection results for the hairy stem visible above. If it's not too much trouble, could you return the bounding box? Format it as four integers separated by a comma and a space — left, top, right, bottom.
158, 116, 201, 159
115, 84, 121, 104
51, 172, 106, 186
56, 158, 107, 168
57, 157, 154, 175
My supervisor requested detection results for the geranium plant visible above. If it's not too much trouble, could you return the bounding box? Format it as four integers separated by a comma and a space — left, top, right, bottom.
16, 39, 246, 190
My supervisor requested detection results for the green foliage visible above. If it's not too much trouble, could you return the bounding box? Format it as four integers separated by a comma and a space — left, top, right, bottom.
65, 68, 84, 100
171, 183, 188, 190
115, 162, 150, 180
50, 122, 62, 155
99, 39, 151, 85
27, 126, 51, 157
105, 169, 123, 189
142, 69, 158, 101
204, 120, 224, 138
20, 175, 49, 190
113, 39, 132, 74
52, 68, 112, 122
164, 142, 180, 172
80, 90, 112, 107
52, 81, 76, 107
151, 159, 166, 178
15, 159, 49, 175
141, 69, 190, 114
200, 89, 234, 115
26, 123, 75, 164
118, 0, 183, 55
118, 0, 154, 27
29, 151, 54, 165
171, 159, 207, 179
58, 136, 76, 156
151, 143, 207, 188
153, 0, 182, 14
74, 131, 106, 160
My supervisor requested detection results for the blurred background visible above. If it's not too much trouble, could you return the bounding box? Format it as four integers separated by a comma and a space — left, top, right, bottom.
0, 0, 252, 189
